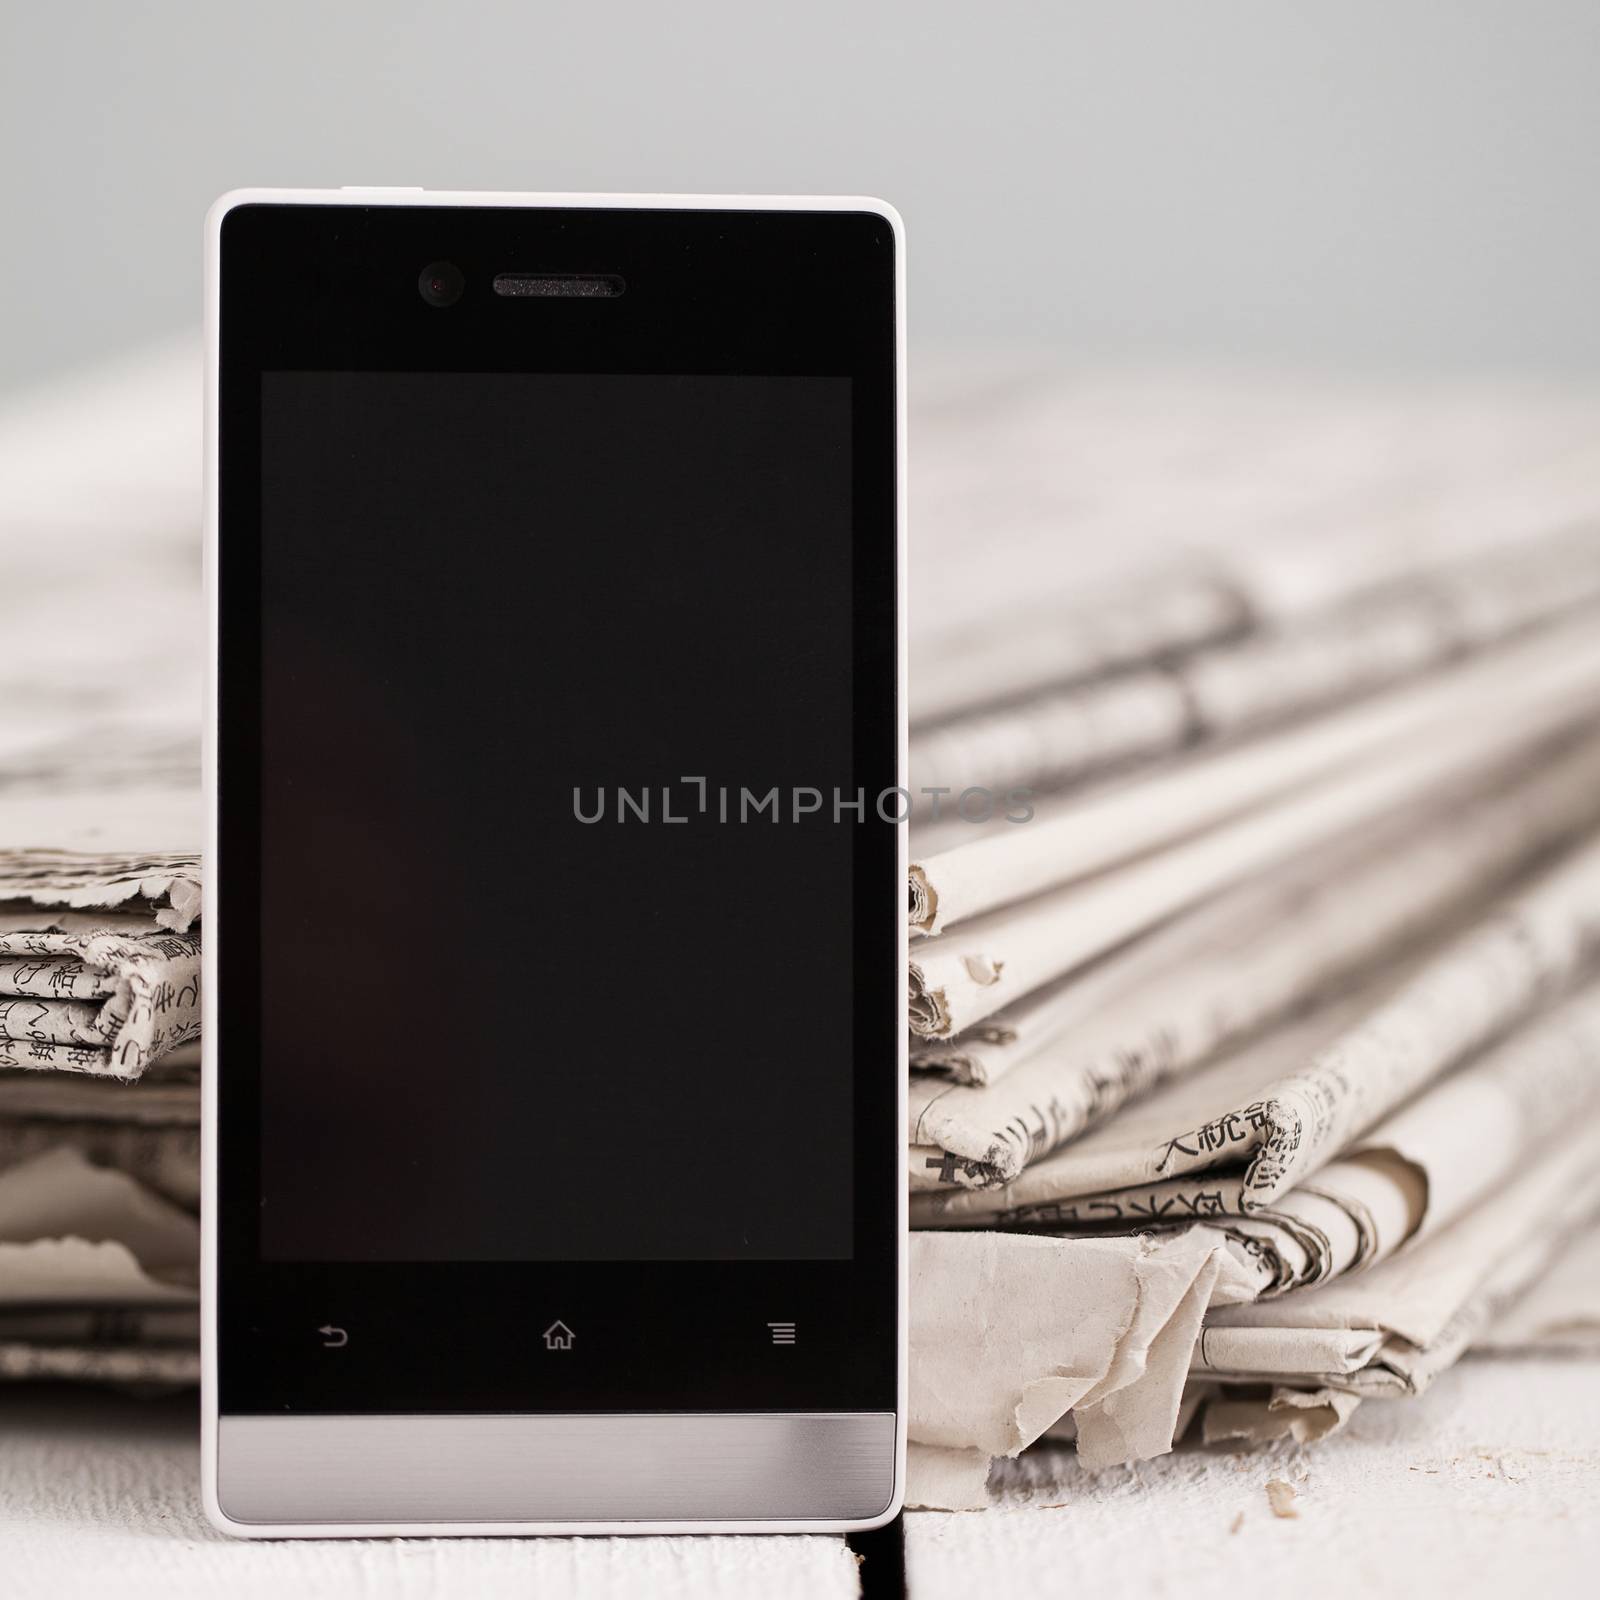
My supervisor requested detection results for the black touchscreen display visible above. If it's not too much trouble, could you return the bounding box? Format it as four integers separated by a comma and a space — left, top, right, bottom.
257, 371, 855, 1263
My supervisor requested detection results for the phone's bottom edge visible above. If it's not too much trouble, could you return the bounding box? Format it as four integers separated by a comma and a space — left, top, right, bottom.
210, 1410, 901, 1534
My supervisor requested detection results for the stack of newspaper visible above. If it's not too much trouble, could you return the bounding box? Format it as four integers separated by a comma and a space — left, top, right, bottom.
0, 346, 204, 1385
904, 358, 1600, 1506
3, 347, 1598, 1493
0, 854, 201, 1384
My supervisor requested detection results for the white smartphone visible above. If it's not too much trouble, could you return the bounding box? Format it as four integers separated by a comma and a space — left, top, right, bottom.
202, 189, 906, 1536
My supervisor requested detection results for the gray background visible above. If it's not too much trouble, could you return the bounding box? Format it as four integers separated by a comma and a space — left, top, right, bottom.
4, 0, 1599, 393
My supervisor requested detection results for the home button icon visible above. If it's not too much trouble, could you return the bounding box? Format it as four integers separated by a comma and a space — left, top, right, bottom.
542, 1320, 575, 1352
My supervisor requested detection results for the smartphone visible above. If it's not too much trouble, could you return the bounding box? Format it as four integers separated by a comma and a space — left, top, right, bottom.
201, 189, 905, 1535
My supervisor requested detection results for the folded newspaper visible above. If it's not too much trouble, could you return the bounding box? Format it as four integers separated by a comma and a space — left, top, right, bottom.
0, 948, 199, 1386
0, 853, 201, 1077
895, 361, 1600, 1507
0, 854, 201, 1382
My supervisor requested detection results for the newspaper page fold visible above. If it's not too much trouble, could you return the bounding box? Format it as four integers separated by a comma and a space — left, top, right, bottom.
910, 737, 1600, 1187
0, 926, 200, 1078
909, 646, 1600, 1039
1196, 1114, 1600, 1394
919, 981, 1600, 1300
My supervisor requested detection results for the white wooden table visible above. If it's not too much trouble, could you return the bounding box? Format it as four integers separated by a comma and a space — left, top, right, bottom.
911, 1357, 1600, 1600
5, 1358, 1597, 1598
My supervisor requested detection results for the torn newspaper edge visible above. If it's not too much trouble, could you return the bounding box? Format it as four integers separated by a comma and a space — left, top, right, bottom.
1199, 1384, 1362, 1448
0, 852, 200, 933
907, 1225, 1267, 1508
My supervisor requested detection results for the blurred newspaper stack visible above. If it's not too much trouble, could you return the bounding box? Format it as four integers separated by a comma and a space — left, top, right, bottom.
0, 348, 202, 1384
904, 357, 1600, 1506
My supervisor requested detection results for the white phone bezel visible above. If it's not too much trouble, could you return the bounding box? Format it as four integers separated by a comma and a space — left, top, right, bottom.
200, 188, 907, 1538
